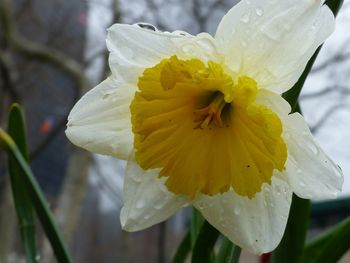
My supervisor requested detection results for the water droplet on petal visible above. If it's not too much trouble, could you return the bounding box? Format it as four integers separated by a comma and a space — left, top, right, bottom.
197, 203, 204, 210
297, 168, 302, 174
134, 22, 158, 31
241, 40, 247, 47
306, 140, 319, 155
136, 199, 145, 209
264, 186, 271, 193
234, 206, 241, 215
299, 181, 306, 188
132, 174, 142, 183
255, 7, 264, 16
246, 0, 251, 4
240, 13, 250, 23
154, 203, 164, 210
284, 132, 290, 139
102, 94, 111, 100
144, 214, 151, 220
173, 30, 191, 37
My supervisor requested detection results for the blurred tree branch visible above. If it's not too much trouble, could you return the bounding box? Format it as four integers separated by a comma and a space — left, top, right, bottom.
310, 103, 350, 134
0, 0, 86, 88
0, 0, 88, 159
311, 51, 350, 73
0, 51, 19, 103
301, 85, 350, 100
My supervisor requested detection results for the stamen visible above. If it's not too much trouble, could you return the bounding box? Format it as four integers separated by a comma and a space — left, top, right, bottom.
194, 93, 229, 129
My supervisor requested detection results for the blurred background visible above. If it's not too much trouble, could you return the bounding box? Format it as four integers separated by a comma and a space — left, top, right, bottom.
0, 0, 349, 262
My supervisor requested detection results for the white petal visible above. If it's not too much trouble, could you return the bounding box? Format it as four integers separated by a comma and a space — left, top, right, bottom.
255, 89, 291, 117
215, 0, 334, 93
107, 24, 221, 82
121, 158, 189, 231
194, 176, 292, 255
283, 113, 343, 200
66, 76, 135, 159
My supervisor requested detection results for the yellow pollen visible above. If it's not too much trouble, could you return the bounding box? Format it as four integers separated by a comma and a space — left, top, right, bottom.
131, 55, 287, 199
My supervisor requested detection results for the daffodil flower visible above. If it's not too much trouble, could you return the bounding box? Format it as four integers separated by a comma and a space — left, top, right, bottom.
66, 0, 343, 254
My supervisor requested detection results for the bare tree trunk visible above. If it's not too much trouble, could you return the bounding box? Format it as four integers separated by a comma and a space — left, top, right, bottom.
0, 177, 18, 262
41, 150, 92, 263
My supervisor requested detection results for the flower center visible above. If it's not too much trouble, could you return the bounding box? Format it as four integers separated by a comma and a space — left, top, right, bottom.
194, 92, 228, 129
131, 55, 287, 199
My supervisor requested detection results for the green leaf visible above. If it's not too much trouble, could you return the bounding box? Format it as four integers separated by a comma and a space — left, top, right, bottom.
191, 220, 220, 263
215, 237, 241, 263
191, 208, 205, 247
172, 230, 191, 263
270, 195, 310, 263
325, 0, 344, 15
7, 104, 38, 263
304, 217, 350, 263
0, 129, 73, 263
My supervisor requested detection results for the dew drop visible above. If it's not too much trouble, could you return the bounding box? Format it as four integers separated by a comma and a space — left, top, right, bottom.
197, 203, 204, 210
173, 30, 191, 37
240, 13, 250, 23
154, 202, 164, 210
306, 141, 319, 155
136, 199, 145, 209
284, 132, 290, 139
264, 186, 271, 193
246, 0, 251, 4
255, 7, 264, 16
299, 181, 306, 188
134, 22, 158, 31
132, 175, 142, 183
241, 40, 247, 47
234, 206, 241, 215
276, 188, 281, 196
144, 214, 151, 220
102, 93, 111, 100
297, 168, 302, 174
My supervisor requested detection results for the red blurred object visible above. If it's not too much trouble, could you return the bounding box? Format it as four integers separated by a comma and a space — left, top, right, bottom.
260, 253, 272, 263
39, 116, 55, 135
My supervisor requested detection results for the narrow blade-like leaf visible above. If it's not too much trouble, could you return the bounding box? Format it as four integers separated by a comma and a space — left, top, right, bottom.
8, 104, 37, 263
0, 129, 73, 263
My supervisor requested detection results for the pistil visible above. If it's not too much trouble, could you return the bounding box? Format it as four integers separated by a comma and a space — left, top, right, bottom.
194, 92, 228, 129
